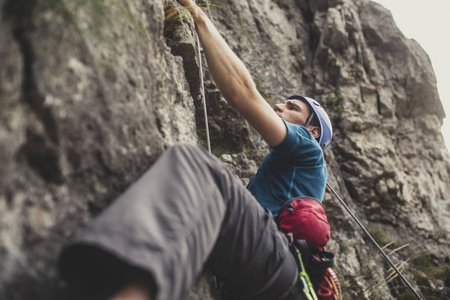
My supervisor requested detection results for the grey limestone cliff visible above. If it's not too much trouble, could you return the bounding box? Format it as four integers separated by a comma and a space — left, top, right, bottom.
1, 0, 449, 299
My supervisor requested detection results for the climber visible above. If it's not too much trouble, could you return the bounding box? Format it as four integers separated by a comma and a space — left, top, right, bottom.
58, 1, 334, 300
177, 0, 332, 216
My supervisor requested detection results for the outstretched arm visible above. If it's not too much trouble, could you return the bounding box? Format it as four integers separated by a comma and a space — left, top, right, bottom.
178, 0, 287, 147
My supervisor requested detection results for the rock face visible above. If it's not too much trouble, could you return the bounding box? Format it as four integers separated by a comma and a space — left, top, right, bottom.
0, 0, 449, 299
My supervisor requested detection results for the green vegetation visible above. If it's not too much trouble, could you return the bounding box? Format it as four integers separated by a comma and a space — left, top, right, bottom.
196, 127, 209, 150
350, 139, 362, 152
393, 251, 450, 299
242, 146, 258, 161
37, 0, 109, 38
197, 127, 241, 158
36, 0, 150, 76
234, 27, 254, 44
243, 145, 265, 165
323, 93, 347, 113
164, 1, 191, 24
367, 223, 391, 247
411, 251, 450, 282
165, 1, 223, 23
214, 0, 232, 6
254, 76, 276, 107
397, 292, 417, 300
274, 0, 295, 5
211, 143, 240, 158
273, 0, 295, 11
361, 266, 375, 281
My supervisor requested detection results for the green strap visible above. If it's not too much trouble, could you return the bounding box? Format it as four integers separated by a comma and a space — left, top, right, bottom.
296, 249, 319, 300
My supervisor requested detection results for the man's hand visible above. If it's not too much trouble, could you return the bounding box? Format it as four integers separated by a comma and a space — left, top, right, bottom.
177, 0, 203, 20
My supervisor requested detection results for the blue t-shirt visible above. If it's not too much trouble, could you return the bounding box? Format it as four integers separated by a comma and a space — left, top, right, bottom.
247, 120, 327, 216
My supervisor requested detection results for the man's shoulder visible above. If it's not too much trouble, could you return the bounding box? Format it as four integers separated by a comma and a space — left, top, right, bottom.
273, 122, 323, 160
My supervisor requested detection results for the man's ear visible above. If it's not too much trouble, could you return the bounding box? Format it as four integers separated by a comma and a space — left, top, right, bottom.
309, 126, 321, 139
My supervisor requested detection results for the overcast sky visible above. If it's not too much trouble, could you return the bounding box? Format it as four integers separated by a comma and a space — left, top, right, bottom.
372, 0, 450, 150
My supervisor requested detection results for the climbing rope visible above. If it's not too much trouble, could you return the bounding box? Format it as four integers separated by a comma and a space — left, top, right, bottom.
204, 0, 213, 20
195, 0, 212, 154
326, 183, 424, 300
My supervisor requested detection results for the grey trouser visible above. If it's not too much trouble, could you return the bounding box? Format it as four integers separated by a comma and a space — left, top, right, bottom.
59, 143, 300, 300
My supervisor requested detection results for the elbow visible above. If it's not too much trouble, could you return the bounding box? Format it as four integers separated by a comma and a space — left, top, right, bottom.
231, 89, 268, 116
227, 81, 261, 108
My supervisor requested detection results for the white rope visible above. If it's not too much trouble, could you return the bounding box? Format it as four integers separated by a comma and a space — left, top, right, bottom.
195, 0, 212, 154
204, 0, 213, 20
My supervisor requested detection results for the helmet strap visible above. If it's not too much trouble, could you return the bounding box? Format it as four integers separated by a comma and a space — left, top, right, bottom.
304, 111, 315, 128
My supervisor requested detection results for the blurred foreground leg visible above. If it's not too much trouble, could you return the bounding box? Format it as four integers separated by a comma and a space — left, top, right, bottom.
59, 143, 292, 300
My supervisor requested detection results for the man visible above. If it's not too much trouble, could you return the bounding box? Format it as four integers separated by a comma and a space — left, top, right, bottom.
58, 1, 333, 300
173, 0, 332, 215
247, 95, 332, 216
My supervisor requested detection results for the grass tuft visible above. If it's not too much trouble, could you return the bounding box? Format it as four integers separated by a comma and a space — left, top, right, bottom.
367, 223, 392, 247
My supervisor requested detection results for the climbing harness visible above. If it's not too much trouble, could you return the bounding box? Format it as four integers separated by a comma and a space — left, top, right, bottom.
290, 239, 341, 300
294, 246, 318, 300
326, 183, 424, 300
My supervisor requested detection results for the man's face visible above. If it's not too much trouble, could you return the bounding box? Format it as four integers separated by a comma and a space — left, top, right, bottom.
273, 99, 311, 126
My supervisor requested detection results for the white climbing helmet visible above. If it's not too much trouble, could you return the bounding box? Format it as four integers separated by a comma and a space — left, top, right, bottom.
286, 95, 333, 150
